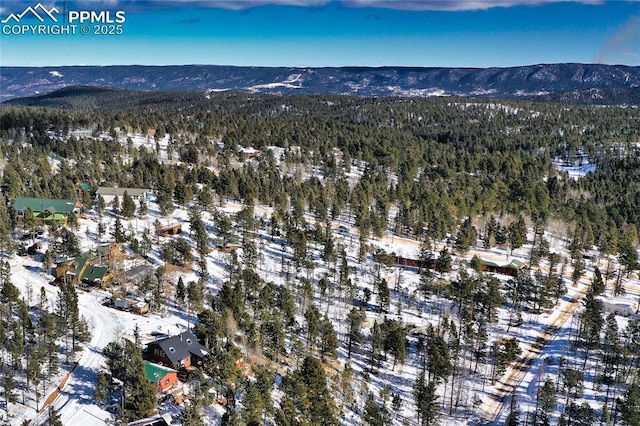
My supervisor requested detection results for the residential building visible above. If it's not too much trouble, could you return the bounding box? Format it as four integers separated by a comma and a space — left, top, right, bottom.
144, 361, 178, 392
96, 187, 151, 206
55, 244, 119, 287
14, 197, 82, 225
145, 331, 208, 370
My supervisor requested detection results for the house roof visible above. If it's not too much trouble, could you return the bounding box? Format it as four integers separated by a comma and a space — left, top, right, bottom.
14, 197, 80, 214
478, 258, 525, 270
58, 254, 91, 273
144, 361, 177, 384
96, 187, 150, 197
509, 259, 525, 269
82, 265, 110, 283
125, 264, 154, 280
152, 331, 208, 365
127, 415, 171, 426
97, 243, 118, 257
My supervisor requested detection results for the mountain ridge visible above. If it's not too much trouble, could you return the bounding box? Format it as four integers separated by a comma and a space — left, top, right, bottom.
2, 63, 639, 103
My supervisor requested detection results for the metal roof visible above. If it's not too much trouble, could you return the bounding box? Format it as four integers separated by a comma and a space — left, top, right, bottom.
14, 197, 80, 214
144, 361, 176, 383
96, 187, 150, 197
479, 258, 525, 270
82, 265, 109, 283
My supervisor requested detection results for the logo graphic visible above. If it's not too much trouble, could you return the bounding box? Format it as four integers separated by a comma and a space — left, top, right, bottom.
2, 2, 126, 36
1, 2, 59, 24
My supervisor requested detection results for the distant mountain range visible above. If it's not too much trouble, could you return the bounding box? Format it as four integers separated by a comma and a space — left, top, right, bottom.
1, 63, 639, 104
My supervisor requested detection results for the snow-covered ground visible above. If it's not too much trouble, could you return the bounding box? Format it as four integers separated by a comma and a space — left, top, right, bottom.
4, 187, 639, 425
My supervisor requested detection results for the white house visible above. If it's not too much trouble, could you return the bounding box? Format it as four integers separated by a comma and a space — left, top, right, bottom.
96, 187, 151, 206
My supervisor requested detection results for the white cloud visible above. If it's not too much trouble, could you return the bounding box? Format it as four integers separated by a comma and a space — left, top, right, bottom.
6, 0, 627, 13
340, 0, 607, 11
127, 0, 331, 10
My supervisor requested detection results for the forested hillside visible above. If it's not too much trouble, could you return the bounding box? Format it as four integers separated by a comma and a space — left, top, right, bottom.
2, 63, 639, 102
0, 92, 639, 425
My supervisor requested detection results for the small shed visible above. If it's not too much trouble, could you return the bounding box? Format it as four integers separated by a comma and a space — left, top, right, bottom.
114, 298, 130, 310
132, 301, 149, 315
157, 224, 182, 237
144, 361, 178, 392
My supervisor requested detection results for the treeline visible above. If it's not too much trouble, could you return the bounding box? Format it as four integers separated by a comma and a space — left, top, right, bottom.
1, 95, 639, 254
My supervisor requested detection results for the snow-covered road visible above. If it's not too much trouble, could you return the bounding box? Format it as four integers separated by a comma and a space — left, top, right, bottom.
31, 294, 124, 425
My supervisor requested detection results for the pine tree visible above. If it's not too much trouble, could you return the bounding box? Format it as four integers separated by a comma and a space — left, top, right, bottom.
414, 374, 440, 426
299, 356, 337, 425
189, 208, 209, 261
484, 215, 498, 249
176, 276, 187, 306
195, 309, 223, 349
47, 405, 64, 426
363, 393, 390, 426
454, 217, 477, 253
103, 341, 126, 381
436, 248, 452, 274
59, 228, 80, 257
112, 216, 126, 243
346, 307, 366, 358
112, 194, 121, 214
97, 195, 106, 216
579, 289, 603, 364
138, 198, 148, 217
496, 224, 509, 246
96, 372, 109, 405
57, 281, 89, 362
505, 395, 521, 426
508, 216, 527, 255
122, 339, 157, 422
383, 319, 407, 370
39, 310, 60, 381
426, 326, 453, 383
535, 380, 556, 426
619, 383, 640, 426
319, 316, 338, 361
304, 304, 321, 349
180, 400, 205, 426
592, 267, 605, 294
572, 257, 585, 286
376, 278, 390, 313
121, 191, 136, 218
618, 233, 639, 275
4, 369, 17, 410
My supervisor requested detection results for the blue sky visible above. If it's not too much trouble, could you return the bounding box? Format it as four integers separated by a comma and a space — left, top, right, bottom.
0, 0, 638, 67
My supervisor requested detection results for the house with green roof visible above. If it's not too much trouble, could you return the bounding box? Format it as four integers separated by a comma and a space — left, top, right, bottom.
81, 265, 112, 286
144, 361, 178, 392
55, 244, 118, 287
14, 197, 82, 224
478, 258, 525, 277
